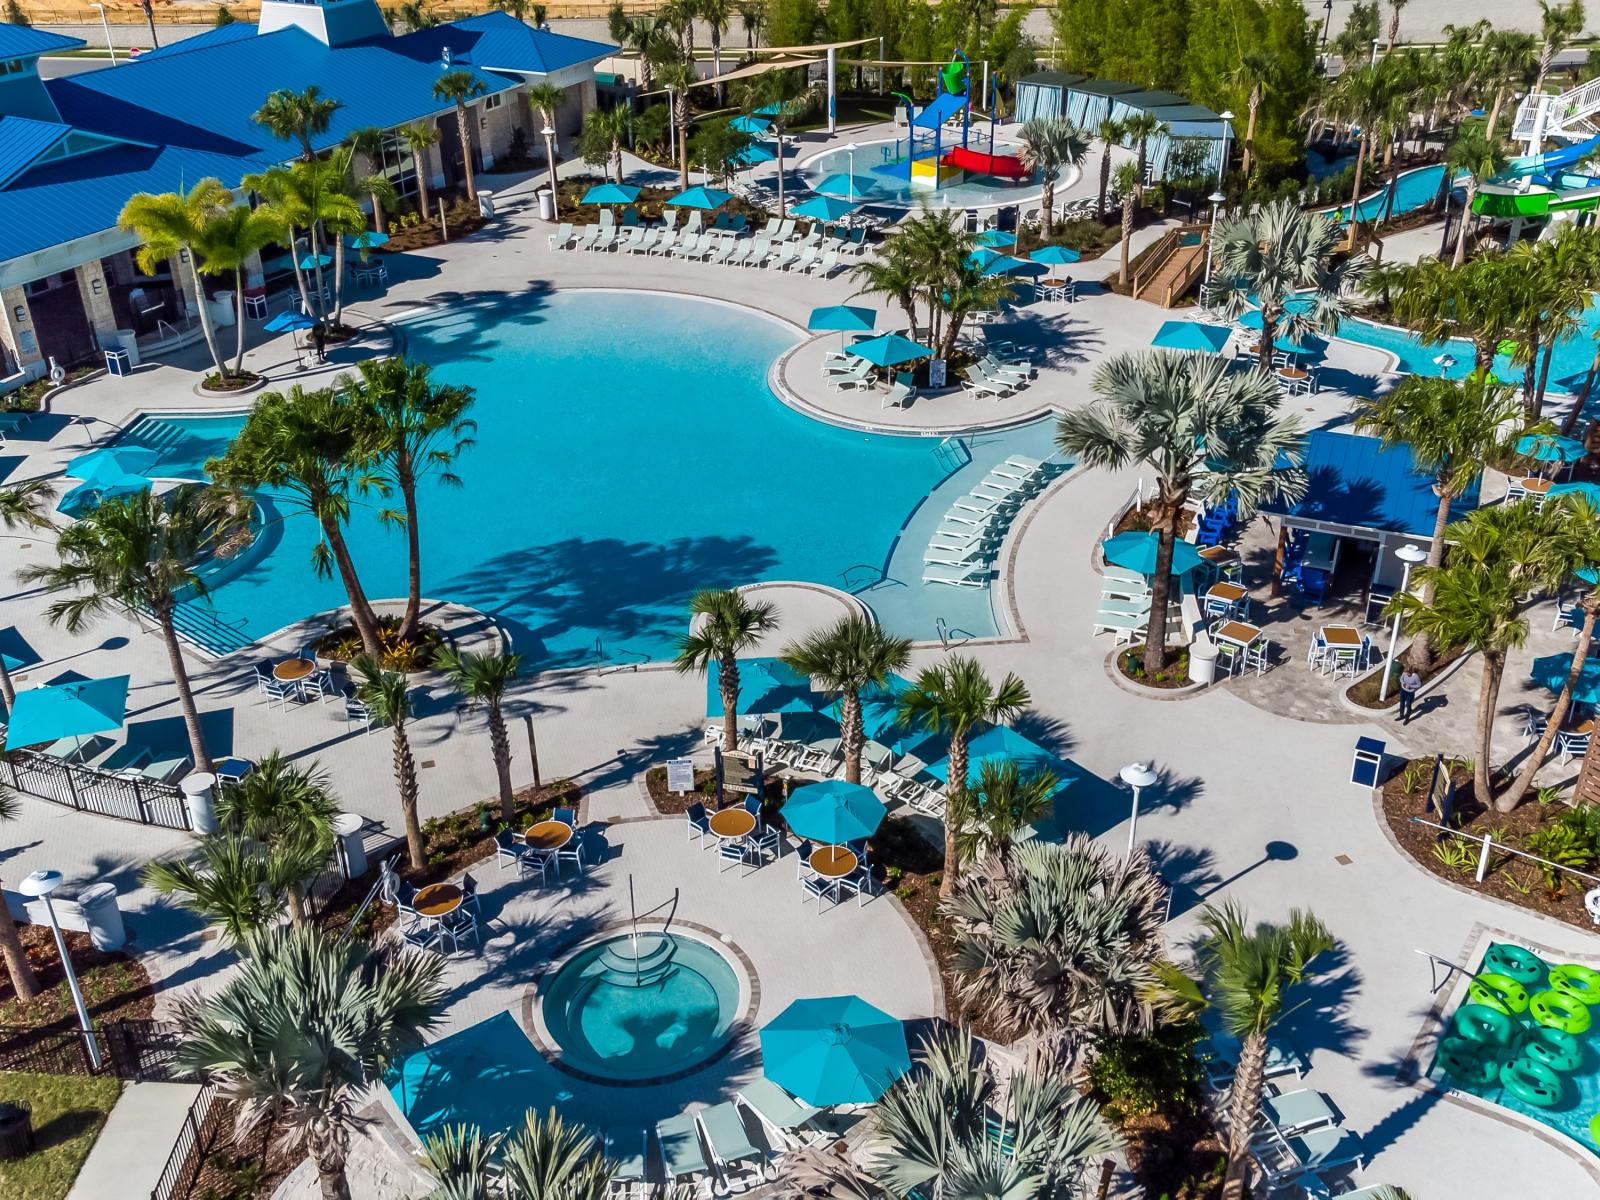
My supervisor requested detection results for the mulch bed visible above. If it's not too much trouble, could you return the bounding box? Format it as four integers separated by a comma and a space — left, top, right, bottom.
1118, 643, 1192, 689
1346, 646, 1462, 710
0, 926, 154, 1035
312, 615, 450, 674
199, 371, 265, 392
384, 198, 490, 250
643, 765, 720, 815
1381, 757, 1598, 928
180, 1098, 298, 1200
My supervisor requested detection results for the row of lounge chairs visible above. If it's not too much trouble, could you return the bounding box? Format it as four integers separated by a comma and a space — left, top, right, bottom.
924, 454, 1049, 587
958, 353, 1034, 400
822, 354, 918, 408
1094, 565, 1164, 643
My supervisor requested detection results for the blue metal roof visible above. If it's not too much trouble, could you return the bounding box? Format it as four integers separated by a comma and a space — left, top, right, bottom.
0, 23, 84, 58
132, 22, 259, 62
1264, 431, 1478, 538
0, 114, 69, 189
392, 11, 615, 75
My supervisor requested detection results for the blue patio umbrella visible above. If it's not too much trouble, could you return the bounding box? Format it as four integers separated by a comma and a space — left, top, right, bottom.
1531, 653, 1600, 705
1550, 481, 1600, 506
298, 253, 332, 271
57, 475, 150, 516
791, 195, 858, 223
814, 173, 878, 201
976, 230, 1017, 248
263, 310, 317, 333
753, 103, 781, 117
732, 143, 776, 167
705, 657, 816, 717
1238, 296, 1315, 331
730, 115, 771, 134
922, 725, 1072, 792
782, 780, 886, 844
66, 446, 162, 485
345, 230, 390, 251
760, 995, 911, 1106
667, 185, 733, 209
807, 305, 876, 334
1517, 432, 1586, 464
848, 333, 935, 368
1274, 334, 1326, 356
4, 675, 130, 750
1030, 245, 1081, 265
1102, 531, 1206, 577
979, 254, 1047, 278
1578, 565, 1600, 585
1152, 321, 1232, 354
582, 183, 641, 205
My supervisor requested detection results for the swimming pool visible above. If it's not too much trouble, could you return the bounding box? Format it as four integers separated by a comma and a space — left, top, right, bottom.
800, 137, 1068, 208
1325, 163, 1449, 225
115, 291, 1055, 666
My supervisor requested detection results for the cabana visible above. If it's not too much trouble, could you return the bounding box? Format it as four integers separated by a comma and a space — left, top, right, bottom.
1013, 70, 1087, 123
1063, 79, 1143, 129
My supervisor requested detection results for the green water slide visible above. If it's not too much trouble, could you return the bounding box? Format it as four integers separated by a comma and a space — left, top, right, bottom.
1473, 182, 1600, 217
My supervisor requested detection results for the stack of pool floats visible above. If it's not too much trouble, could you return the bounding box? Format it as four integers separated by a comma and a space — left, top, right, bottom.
1435, 943, 1600, 1138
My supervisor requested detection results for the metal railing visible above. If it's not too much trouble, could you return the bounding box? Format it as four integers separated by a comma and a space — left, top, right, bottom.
1410, 815, 1600, 888
150, 1085, 219, 1200
2, 750, 190, 830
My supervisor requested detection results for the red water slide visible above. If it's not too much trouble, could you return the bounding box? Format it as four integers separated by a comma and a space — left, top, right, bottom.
939, 146, 1029, 179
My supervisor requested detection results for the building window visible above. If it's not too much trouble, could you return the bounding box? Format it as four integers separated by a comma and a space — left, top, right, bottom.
483, 93, 503, 112
0, 58, 27, 76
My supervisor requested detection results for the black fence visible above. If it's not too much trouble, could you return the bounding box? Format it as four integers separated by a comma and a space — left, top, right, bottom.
0, 1019, 190, 1082
2, 749, 191, 830
150, 1084, 220, 1200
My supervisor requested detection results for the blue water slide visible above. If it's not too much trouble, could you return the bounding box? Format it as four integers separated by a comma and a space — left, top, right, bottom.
1502, 133, 1600, 180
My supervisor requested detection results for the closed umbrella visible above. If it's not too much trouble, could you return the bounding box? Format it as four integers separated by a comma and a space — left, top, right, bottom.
1102, 531, 1205, 577
1152, 321, 1232, 354
760, 995, 911, 1106
848, 333, 935, 368
4, 675, 130, 751
782, 780, 886, 844
66, 447, 162, 485
1531, 653, 1600, 705
667, 185, 733, 210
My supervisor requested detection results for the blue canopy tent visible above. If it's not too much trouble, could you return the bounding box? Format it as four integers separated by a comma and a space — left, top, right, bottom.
1152, 321, 1232, 354
4, 675, 130, 751
922, 726, 1073, 793
705, 658, 816, 717
760, 996, 911, 1106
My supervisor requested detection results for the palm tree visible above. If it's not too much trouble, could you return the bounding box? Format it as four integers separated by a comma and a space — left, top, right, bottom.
338, 357, 476, 640
401, 121, 441, 219
433, 71, 489, 202
343, 126, 397, 233
207, 384, 386, 658
22, 485, 251, 773
949, 759, 1059, 866
1386, 0, 1409, 50
1535, 0, 1586, 95
118, 179, 234, 381
525, 81, 567, 204
0, 478, 54, 705
1057, 352, 1306, 676
1114, 159, 1140, 286
737, 0, 760, 47
1095, 117, 1126, 219
1120, 110, 1163, 199
243, 159, 359, 323
1015, 117, 1089, 237
1161, 903, 1334, 1200
702, 0, 732, 102
175, 925, 444, 1200
435, 649, 523, 825
423, 1110, 614, 1199
779, 616, 910, 785
738, 71, 811, 216
1212, 200, 1371, 373
618, 15, 663, 90
1483, 30, 1539, 139
673, 589, 780, 752
896, 655, 1029, 897
1328, 62, 1390, 220
657, 60, 697, 189
1354, 371, 1521, 672
849, 240, 922, 332
353, 654, 426, 870
1513, 229, 1600, 417
139, 0, 161, 46
0, 787, 40, 1001
1447, 124, 1509, 267
192, 203, 279, 379
582, 105, 632, 185
252, 85, 343, 160
1234, 51, 1281, 177
143, 832, 314, 946
213, 752, 338, 927
1387, 253, 1520, 374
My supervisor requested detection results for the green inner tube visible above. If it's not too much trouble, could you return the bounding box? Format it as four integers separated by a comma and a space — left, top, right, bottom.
1455, 1002, 1517, 1045
1500, 1056, 1564, 1108
1550, 963, 1600, 1006
1485, 944, 1546, 987
1521, 1025, 1584, 1073
1531, 989, 1594, 1034
1435, 1036, 1498, 1086
1470, 972, 1531, 1014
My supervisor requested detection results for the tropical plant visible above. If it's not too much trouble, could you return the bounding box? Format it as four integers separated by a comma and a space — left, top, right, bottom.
1446, 124, 1509, 266
21, 485, 251, 772
779, 616, 910, 785
1211, 200, 1371, 372
213, 752, 338, 927
0, 787, 39, 1001
421, 1123, 494, 1199
433, 71, 489, 201
207, 384, 387, 658
435, 649, 524, 824
657, 60, 698, 189
353, 654, 426, 870
1095, 116, 1126, 219
579, 105, 632, 184
737, 0, 760, 47
1510, 228, 1600, 418
1114, 159, 1140, 286
252, 85, 343, 160
1233, 51, 1281, 177
525, 81, 567, 202
1158, 903, 1334, 1200
1482, 29, 1538, 139
702, 0, 733, 102
673, 589, 780, 752
616, 14, 663, 89
193, 202, 280, 378
1535, 0, 1586, 95
1386, 253, 1520, 374
143, 832, 315, 946
1120, 110, 1164, 199
735, 70, 813, 216
896, 655, 1029, 897
175, 925, 444, 1200
343, 126, 400, 234
1385, 0, 1409, 48
243, 159, 361, 323
1354, 371, 1521, 671
501, 1109, 615, 1199
1056, 351, 1306, 676
949, 758, 1059, 865
1015, 117, 1090, 236
401, 121, 441, 219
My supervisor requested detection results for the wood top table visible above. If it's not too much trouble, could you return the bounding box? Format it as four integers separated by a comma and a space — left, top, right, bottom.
1206, 582, 1247, 604
708, 808, 757, 839
1212, 620, 1263, 648
810, 846, 858, 879
1565, 718, 1595, 736
1276, 366, 1309, 381
1520, 476, 1554, 496
274, 657, 316, 682
1320, 624, 1363, 648
523, 820, 573, 851
1198, 546, 1239, 564
413, 883, 462, 918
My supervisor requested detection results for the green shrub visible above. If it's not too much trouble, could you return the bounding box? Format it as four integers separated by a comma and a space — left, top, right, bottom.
1524, 823, 1591, 891
1088, 1022, 1205, 1123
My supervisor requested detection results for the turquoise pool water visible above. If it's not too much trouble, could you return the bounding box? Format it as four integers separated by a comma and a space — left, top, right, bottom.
801, 138, 1063, 208
540, 932, 740, 1081
113, 291, 1055, 666
1337, 305, 1600, 394
1430, 941, 1600, 1154
1342, 163, 1448, 224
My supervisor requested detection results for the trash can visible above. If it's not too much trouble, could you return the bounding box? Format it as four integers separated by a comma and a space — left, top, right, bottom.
181, 772, 218, 835
332, 812, 367, 880
103, 348, 132, 377
76, 882, 126, 951
478, 190, 496, 219
537, 187, 556, 222
1188, 640, 1218, 686
0, 1101, 33, 1160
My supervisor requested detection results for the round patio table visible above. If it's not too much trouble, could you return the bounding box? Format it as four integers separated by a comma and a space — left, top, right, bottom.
1520, 476, 1554, 497
413, 883, 462, 918
709, 808, 757, 839
523, 820, 572, 851
274, 657, 315, 682
810, 846, 858, 878
1566, 718, 1595, 736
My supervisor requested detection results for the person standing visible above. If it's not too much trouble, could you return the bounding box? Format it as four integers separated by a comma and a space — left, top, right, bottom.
1397, 665, 1422, 724
311, 320, 326, 363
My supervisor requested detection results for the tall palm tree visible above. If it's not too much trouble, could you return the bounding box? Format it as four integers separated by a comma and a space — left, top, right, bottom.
342, 126, 397, 234
525, 82, 567, 204
702, 0, 732, 102
1447, 124, 1508, 267
175, 925, 444, 1200
1354, 371, 1521, 672
673, 589, 780, 752
0, 478, 55, 707
1015, 117, 1090, 237
401, 121, 441, 219
583, 105, 632, 185
213, 752, 338, 927
1328, 62, 1390, 220
1233, 51, 1281, 178
1481, 30, 1538, 139
779, 615, 910, 784
1212, 200, 1371, 373
1386, 0, 1409, 50
1114, 159, 1140, 286
252, 85, 343, 160
353, 654, 426, 870
1057, 351, 1306, 676
243, 159, 360, 323
338, 357, 476, 640
207, 384, 386, 658
949, 759, 1059, 866
241, 164, 317, 318
657, 60, 698, 189
118, 178, 234, 381
1120, 110, 1164, 199
143, 832, 317, 946
22, 485, 251, 773
1095, 117, 1126, 219
1387, 253, 1520, 374
849, 238, 922, 331
0, 787, 40, 1001
434, 649, 523, 824
192, 203, 280, 379
737, 0, 760, 47
737, 71, 811, 217
1535, 0, 1586, 95
618, 14, 663, 89
896, 655, 1029, 897
1160, 903, 1334, 1200
433, 71, 489, 201
1513, 229, 1600, 417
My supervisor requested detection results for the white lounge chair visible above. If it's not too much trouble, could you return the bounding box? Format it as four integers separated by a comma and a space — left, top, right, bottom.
807, 248, 839, 277
951, 492, 1011, 516
770, 218, 796, 241
671, 233, 706, 259
590, 223, 618, 252
682, 211, 704, 236
546, 222, 573, 250
743, 237, 772, 267
882, 374, 913, 408
648, 229, 680, 256
736, 1080, 828, 1150
707, 237, 738, 265
615, 226, 647, 253
1097, 596, 1152, 617
924, 563, 989, 587
769, 243, 800, 270
786, 245, 818, 272
1249, 1126, 1364, 1186
978, 355, 1029, 385
656, 1113, 713, 1189
570, 223, 601, 251
627, 228, 660, 255
959, 367, 1014, 399
695, 1102, 766, 1193
1093, 610, 1148, 642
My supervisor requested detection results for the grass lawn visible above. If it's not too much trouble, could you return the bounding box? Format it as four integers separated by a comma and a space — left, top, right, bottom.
0, 1071, 122, 1200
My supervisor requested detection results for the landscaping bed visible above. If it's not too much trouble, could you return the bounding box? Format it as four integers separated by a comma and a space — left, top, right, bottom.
1015, 216, 1117, 261
1118, 643, 1193, 689
0, 926, 154, 1035
0, 1070, 122, 1200
2, 365, 96, 412
384, 197, 489, 249
313, 614, 450, 673
1346, 645, 1462, 709
199, 370, 265, 393
178, 1097, 297, 1200
644, 764, 719, 815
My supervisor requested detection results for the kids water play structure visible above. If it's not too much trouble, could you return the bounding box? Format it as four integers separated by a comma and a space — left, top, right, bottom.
881, 53, 1029, 192
1474, 79, 1600, 220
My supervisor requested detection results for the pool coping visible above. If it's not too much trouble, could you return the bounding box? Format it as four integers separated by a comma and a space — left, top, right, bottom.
792, 135, 1084, 213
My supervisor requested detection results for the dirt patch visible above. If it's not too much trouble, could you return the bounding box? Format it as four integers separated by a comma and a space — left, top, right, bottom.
384, 197, 490, 250
0, 926, 154, 1034
183, 1098, 298, 1200
1119, 643, 1192, 689
643, 765, 720, 815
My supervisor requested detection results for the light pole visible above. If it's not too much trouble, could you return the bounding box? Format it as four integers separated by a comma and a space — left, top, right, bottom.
91, 3, 118, 65
666, 85, 676, 164
19, 870, 102, 1070
1203, 190, 1226, 289
1216, 111, 1234, 193
1321, 0, 1334, 50
1379, 543, 1428, 702
1119, 762, 1159, 857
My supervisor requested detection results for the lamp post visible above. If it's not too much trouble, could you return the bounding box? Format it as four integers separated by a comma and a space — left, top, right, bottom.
91, 3, 118, 65
1203, 190, 1226, 289
1321, 0, 1334, 50
1119, 762, 1159, 857
666, 85, 676, 164
19, 870, 102, 1070
1216, 111, 1234, 193
1379, 542, 1428, 702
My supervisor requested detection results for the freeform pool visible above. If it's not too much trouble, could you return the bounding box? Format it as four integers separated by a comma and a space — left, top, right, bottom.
800, 136, 1071, 208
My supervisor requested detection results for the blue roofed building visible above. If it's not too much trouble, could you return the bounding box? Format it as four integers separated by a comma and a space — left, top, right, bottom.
0, 4, 612, 383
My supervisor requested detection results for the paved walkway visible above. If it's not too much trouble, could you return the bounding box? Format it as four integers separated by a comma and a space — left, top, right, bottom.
67, 1080, 202, 1200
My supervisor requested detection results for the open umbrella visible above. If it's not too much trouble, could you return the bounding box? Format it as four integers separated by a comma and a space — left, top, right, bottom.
732, 143, 776, 167
978, 254, 1046, 278
262, 311, 317, 333
753, 102, 782, 117
58, 475, 150, 517
808, 305, 876, 334
814, 173, 878, 201
848, 333, 935, 368
791, 195, 858, 223
921, 725, 1072, 792
1102, 531, 1205, 577
782, 780, 886, 844
297, 253, 332, 271
705, 657, 815, 717
1517, 432, 1586, 464
976, 229, 1017, 248
66, 447, 162, 485
581, 183, 640, 205
731, 115, 772, 134
760, 996, 911, 1106
1029, 245, 1081, 265
1238, 296, 1315, 331
1550, 481, 1600, 506
1152, 321, 1232, 354
4, 675, 130, 751
345, 231, 390, 251
667, 185, 733, 210
1531, 653, 1600, 705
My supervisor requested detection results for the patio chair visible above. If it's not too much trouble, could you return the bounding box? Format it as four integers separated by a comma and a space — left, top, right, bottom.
648, 229, 680, 256
628, 229, 661, 255
958, 367, 1014, 399
881, 371, 916, 409
978, 355, 1029, 384
1093, 611, 1148, 643
343, 691, 373, 732
441, 904, 479, 952
737, 1078, 827, 1149
685, 801, 712, 847
570, 223, 601, 251
770, 218, 796, 242
655, 1113, 713, 1189
707, 237, 739, 265
606, 1132, 650, 1200
696, 1101, 768, 1193
1249, 1125, 1363, 1185
139, 755, 192, 784
683, 211, 705, 236
769, 242, 800, 271
301, 667, 338, 704
458, 872, 481, 916
495, 828, 531, 874
251, 661, 274, 693
1097, 597, 1153, 618
924, 563, 989, 588
742, 237, 772, 267
261, 673, 300, 709
1200, 1038, 1310, 1088
547, 222, 574, 250
743, 796, 781, 857
1559, 729, 1591, 764
807, 249, 840, 277
1256, 1089, 1338, 1139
